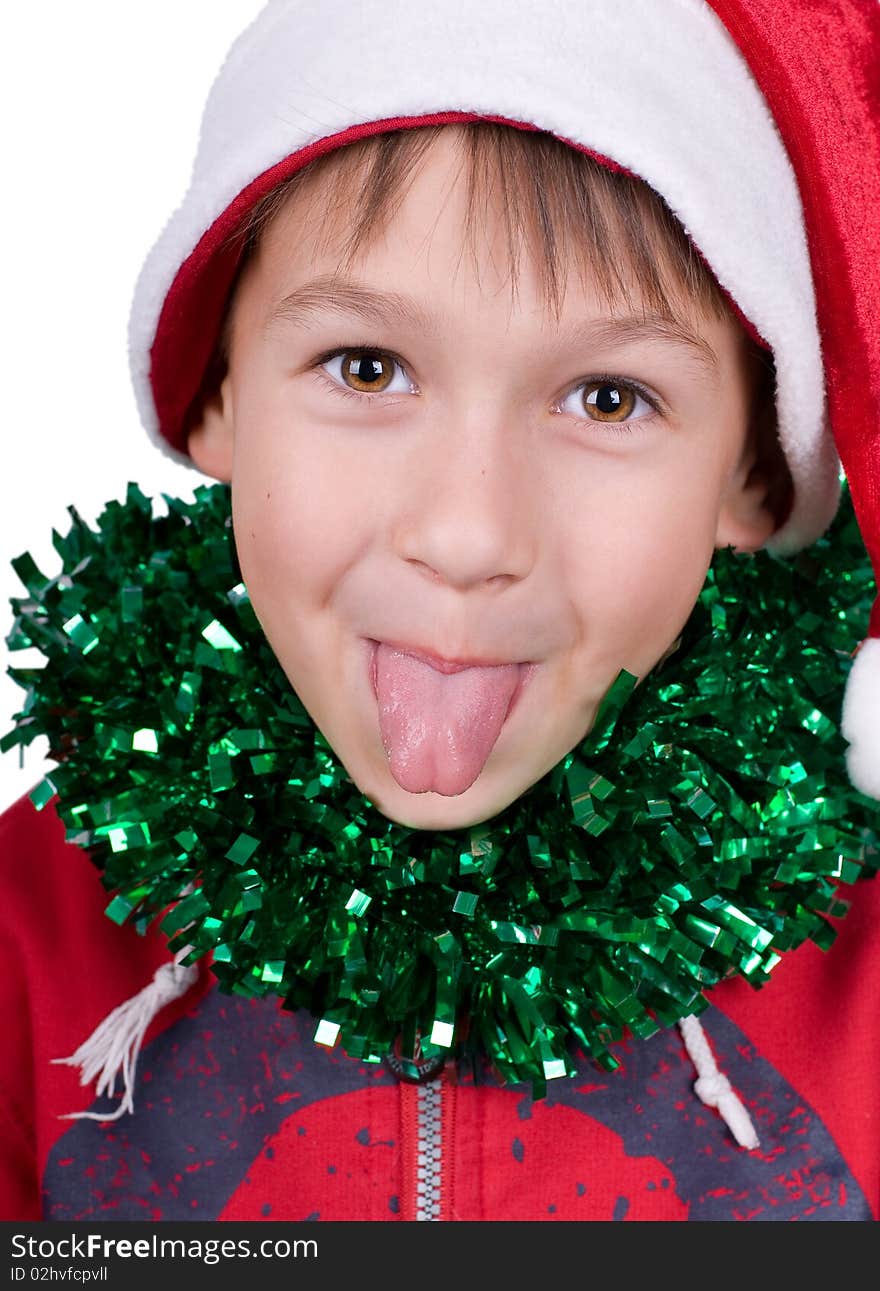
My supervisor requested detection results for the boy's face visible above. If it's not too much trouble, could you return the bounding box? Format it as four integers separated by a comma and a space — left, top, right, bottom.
190, 132, 775, 831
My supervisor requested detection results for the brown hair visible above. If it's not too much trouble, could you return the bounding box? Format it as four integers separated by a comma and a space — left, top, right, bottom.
221, 121, 734, 342
211, 121, 788, 522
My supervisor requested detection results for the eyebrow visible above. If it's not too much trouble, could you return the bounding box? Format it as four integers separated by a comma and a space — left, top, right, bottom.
265, 274, 438, 336
264, 274, 720, 378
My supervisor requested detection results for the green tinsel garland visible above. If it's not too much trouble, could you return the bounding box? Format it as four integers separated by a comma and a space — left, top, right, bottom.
2, 481, 878, 1096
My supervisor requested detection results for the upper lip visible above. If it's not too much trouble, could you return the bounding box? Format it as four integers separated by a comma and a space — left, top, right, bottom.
372, 639, 526, 674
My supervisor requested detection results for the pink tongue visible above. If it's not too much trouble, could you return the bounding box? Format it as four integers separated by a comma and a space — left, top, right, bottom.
374, 644, 521, 795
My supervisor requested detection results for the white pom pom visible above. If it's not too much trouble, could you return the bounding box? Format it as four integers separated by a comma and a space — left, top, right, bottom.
842, 637, 880, 800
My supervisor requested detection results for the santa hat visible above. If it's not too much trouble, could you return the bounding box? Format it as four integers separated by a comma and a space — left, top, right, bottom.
129, 0, 880, 798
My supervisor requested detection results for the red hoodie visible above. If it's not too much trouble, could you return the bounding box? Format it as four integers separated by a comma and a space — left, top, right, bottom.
1, 789, 878, 1222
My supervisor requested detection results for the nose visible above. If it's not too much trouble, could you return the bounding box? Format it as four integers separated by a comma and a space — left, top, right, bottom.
390, 405, 539, 591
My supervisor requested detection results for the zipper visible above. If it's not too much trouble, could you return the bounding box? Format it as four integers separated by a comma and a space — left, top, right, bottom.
416, 1079, 444, 1219
400, 1067, 455, 1220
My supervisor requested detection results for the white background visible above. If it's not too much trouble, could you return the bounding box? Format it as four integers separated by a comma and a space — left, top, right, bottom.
0, 2, 264, 814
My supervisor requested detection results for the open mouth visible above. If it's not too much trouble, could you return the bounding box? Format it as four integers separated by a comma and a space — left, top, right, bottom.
366, 639, 535, 796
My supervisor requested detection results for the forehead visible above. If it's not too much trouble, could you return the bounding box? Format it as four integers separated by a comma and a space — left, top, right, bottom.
235, 130, 744, 374
258, 131, 535, 291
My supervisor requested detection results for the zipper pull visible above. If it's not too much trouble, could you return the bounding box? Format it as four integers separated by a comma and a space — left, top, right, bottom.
383, 1030, 446, 1083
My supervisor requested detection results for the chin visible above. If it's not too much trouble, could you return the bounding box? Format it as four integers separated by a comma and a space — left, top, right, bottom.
370, 787, 516, 832
348, 755, 544, 832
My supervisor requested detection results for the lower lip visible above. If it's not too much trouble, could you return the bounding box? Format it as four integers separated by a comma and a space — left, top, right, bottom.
365, 639, 537, 720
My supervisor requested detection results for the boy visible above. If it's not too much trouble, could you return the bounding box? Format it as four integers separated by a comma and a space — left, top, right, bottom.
1, 0, 879, 1221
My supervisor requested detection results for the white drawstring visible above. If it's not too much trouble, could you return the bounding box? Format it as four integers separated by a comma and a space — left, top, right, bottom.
53, 949, 199, 1122
679, 1013, 760, 1150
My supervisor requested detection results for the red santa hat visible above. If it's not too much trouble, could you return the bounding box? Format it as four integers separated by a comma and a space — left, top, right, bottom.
128, 0, 880, 798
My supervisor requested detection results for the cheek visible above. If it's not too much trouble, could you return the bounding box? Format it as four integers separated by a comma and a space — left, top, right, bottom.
229, 406, 369, 612
563, 459, 724, 667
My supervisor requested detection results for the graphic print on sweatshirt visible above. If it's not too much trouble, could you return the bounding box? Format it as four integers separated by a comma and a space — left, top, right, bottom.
42, 988, 870, 1221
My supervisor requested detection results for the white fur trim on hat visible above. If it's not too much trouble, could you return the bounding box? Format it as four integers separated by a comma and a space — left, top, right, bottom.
129, 0, 840, 552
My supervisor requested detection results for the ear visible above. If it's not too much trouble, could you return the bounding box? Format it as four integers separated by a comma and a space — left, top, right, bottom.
187, 373, 235, 483
714, 403, 789, 554
714, 453, 777, 553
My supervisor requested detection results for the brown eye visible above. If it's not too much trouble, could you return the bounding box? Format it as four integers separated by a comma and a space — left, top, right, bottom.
341, 351, 395, 393
582, 381, 637, 422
